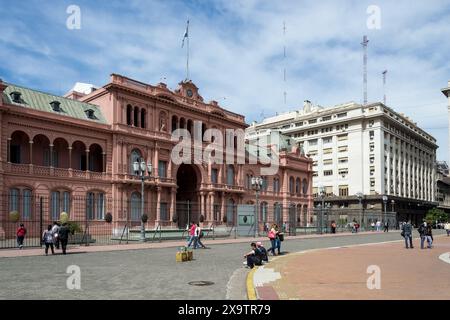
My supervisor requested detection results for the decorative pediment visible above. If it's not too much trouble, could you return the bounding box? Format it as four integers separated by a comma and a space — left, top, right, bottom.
175, 80, 203, 101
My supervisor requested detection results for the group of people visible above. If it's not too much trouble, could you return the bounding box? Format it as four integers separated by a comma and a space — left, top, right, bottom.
16, 222, 70, 255
242, 223, 283, 268
370, 220, 390, 232
186, 222, 207, 249
401, 220, 434, 249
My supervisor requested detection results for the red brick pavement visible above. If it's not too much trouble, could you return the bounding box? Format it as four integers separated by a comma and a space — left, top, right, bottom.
255, 235, 450, 300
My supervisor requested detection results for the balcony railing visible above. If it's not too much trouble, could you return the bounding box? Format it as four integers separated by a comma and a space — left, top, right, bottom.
4, 162, 111, 180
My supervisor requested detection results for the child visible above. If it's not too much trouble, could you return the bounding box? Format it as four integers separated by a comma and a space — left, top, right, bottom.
16, 223, 27, 249
42, 225, 55, 255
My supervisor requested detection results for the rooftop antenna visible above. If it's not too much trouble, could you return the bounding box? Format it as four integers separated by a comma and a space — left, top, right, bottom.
382, 70, 387, 105
361, 35, 369, 105
283, 21, 287, 106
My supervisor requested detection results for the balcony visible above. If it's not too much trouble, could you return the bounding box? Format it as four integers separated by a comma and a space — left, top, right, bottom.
4, 162, 111, 181
210, 183, 245, 192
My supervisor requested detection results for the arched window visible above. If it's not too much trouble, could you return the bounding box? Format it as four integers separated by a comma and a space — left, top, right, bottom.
273, 203, 282, 224
260, 202, 268, 222
289, 177, 295, 194
130, 149, 142, 175
86, 192, 105, 220
227, 165, 234, 185
126, 105, 132, 125
226, 198, 235, 224
273, 177, 280, 193
130, 192, 141, 221
172, 115, 178, 133
296, 178, 301, 195
302, 178, 309, 195
140, 109, 146, 129
51, 190, 71, 220
134, 107, 139, 127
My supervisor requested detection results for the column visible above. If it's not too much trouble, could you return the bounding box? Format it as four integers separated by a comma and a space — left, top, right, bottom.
49, 144, 54, 167
7, 138, 11, 163
68, 147, 72, 169
156, 187, 161, 222
102, 152, 106, 173
206, 193, 211, 221
154, 143, 159, 178
85, 149, 90, 171
29, 140, 33, 165
200, 192, 205, 219
170, 188, 176, 223
209, 192, 215, 222
221, 192, 225, 222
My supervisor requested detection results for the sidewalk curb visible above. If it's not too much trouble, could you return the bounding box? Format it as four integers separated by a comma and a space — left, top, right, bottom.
246, 267, 258, 300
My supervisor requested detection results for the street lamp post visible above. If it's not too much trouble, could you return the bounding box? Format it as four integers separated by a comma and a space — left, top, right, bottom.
356, 192, 363, 231
133, 158, 153, 242
318, 185, 325, 234
382, 195, 388, 223
251, 176, 263, 238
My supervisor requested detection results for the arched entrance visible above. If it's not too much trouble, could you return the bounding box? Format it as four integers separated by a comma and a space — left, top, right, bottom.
176, 164, 201, 228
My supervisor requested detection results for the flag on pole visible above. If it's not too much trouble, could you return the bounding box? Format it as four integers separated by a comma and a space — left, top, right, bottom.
181, 19, 189, 48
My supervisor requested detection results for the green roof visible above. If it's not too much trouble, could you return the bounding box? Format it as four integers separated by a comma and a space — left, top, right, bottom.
3, 83, 107, 124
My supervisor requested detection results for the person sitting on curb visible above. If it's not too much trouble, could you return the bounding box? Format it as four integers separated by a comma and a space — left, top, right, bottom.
256, 241, 268, 263
243, 242, 263, 269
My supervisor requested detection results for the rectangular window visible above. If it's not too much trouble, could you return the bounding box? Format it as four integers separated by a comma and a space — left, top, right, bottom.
227, 166, 234, 185
308, 119, 317, 124
338, 145, 348, 152
63, 192, 70, 214
323, 170, 333, 176
323, 159, 333, 165
308, 150, 318, 156
339, 185, 349, 196
158, 160, 167, 178
323, 148, 333, 154
322, 137, 332, 144
369, 131, 374, 140
370, 166, 375, 176
325, 186, 333, 196
370, 156, 375, 164
322, 116, 332, 121
370, 179, 375, 187
308, 139, 318, 146
337, 134, 348, 141
337, 112, 347, 118
23, 189, 32, 219
312, 171, 318, 177
338, 168, 348, 175
295, 122, 303, 127
369, 143, 375, 152
211, 168, 218, 184
338, 157, 348, 164
160, 203, 168, 220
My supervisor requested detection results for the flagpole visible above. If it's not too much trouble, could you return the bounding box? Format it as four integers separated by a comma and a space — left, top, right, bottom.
186, 32, 189, 80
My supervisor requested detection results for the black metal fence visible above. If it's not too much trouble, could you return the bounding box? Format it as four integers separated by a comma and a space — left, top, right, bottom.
0, 193, 398, 249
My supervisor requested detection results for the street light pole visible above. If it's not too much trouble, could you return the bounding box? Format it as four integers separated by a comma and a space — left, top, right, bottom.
318, 185, 325, 234
356, 192, 363, 232
382, 195, 388, 223
134, 158, 152, 242
251, 176, 263, 238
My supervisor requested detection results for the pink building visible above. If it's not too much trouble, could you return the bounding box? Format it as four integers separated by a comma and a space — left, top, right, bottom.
0, 74, 313, 239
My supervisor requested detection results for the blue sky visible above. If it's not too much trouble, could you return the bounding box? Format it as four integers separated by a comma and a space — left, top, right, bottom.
1, 0, 450, 160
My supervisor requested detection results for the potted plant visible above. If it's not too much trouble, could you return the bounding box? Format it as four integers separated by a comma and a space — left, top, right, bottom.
105, 213, 113, 223
141, 214, 148, 223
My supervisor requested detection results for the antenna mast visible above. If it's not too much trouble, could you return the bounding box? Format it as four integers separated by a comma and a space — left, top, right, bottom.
382, 70, 387, 105
361, 35, 369, 105
283, 21, 287, 106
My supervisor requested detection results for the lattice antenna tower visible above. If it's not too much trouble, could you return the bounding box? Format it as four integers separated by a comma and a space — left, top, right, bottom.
361, 35, 369, 105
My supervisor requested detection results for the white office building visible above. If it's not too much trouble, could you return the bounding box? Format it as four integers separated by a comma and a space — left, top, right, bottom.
246, 100, 437, 223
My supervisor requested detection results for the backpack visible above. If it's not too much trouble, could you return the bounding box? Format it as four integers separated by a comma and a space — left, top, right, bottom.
44, 231, 53, 243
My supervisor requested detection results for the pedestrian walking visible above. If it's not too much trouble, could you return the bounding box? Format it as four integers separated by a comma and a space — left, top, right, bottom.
418, 221, 427, 249
267, 224, 278, 256
331, 221, 337, 234
275, 225, 283, 255
371, 221, 375, 232
383, 220, 389, 232
444, 221, 450, 236
16, 223, 27, 249
425, 223, 433, 248
51, 221, 60, 249
186, 222, 198, 249
42, 225, 55, 255
58, 222, 70, 255
195, 223, 207, 249
376, 220, 381, 232
401, 220, 414, 249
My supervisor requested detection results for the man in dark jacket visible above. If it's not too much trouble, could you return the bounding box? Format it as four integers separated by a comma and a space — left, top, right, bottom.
418, 222, 427, 249
402, 220, 414, 249
58, 223, 70, 255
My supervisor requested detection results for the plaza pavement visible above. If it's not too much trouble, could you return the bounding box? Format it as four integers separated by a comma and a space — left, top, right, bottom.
251, 232, 450, 300
0, 230, 432, 300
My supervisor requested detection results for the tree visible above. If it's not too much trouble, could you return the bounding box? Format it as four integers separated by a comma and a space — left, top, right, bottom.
425, 208, 448, 224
